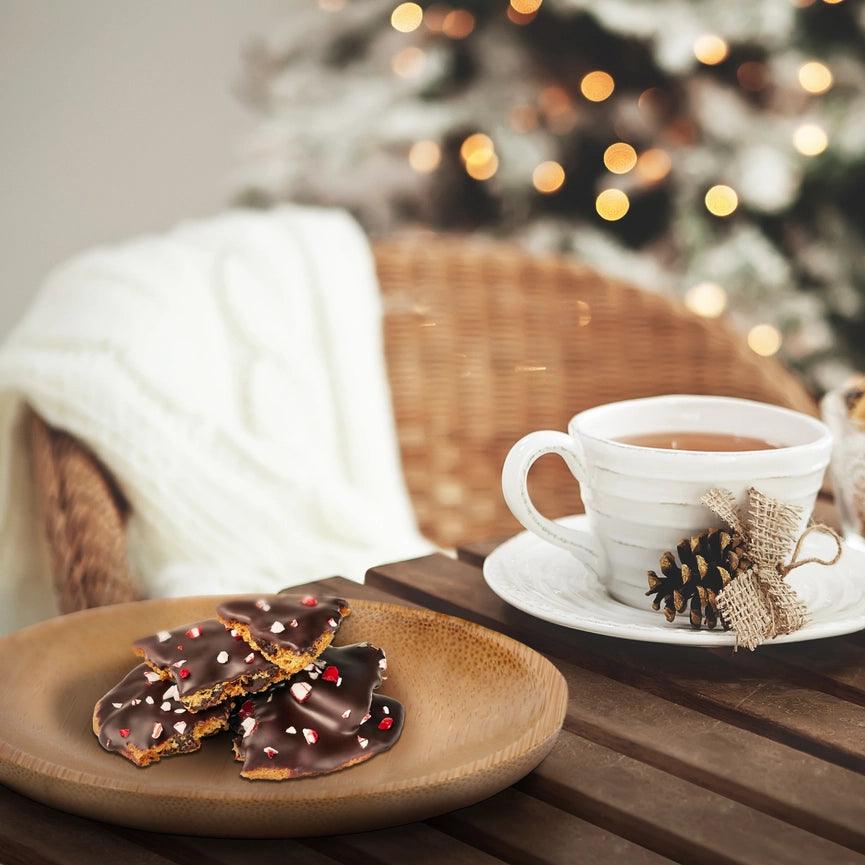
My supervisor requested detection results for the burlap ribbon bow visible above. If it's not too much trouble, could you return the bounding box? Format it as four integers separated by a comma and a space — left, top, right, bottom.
700, 487, 842, 651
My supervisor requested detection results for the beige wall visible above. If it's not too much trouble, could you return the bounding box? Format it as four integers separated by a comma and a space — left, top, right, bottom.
0, 0, 284, 337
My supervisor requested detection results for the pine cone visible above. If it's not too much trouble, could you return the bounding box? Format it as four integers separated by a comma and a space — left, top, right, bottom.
646, 529, 750, 629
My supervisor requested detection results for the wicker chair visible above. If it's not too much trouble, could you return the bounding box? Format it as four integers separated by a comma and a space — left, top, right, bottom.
30, 234, 815, 612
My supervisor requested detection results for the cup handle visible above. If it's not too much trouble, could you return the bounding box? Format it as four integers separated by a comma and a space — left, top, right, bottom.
502, 430, 601, 567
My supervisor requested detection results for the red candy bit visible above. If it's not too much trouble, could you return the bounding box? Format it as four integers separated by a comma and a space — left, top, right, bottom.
119, 728, 130, 738
302, 728, 319, 745
322, 665, 339, 683
178, 668, 191, 679
263, 746, 279, 759
301, 596, 318, 607
238, 699, 255, 720
378, 717, 394, 731
185, 626, 201, 639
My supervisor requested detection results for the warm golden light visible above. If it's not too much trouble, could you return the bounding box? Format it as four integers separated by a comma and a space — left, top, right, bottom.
693, 34, 729, 66
748, 324, 783, 356
705, 184, 738, 217
408, 140, 442, 174
391, 2, 423, 32
510, 0, 542, 12
507, 6, 537, 24
603, 142, 637, 174
424, 4, 448, 31
576, 300, 592, 327
580, 70, 615, 102
798, 61, 833, 94
685, 282, 728, 318
635, 148, 671, 184
391, 46, 426, 77
822, 0, 844, 5
793, 123, 828, 156
595, 189, 630, 221
442, 9, 475, 38
465, 152, 499, 181
532, 161, 566, 194
737, 61, 768, 92
460, 133, 494, 163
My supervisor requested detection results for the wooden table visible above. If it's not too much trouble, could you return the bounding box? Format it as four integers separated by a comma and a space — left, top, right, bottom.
5, 532, 865, 865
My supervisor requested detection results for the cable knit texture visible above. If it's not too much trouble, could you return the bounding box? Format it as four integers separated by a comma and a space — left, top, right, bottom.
0, 206, 432, 634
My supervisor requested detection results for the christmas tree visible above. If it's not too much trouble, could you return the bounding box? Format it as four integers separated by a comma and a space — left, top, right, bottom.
237, 0, 865, 389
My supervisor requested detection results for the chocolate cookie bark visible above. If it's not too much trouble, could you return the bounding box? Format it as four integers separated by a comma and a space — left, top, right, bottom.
217, 594, 350, 675
233, 643, 403, 780
133, 618, 289, 712
93, 664, 230, 766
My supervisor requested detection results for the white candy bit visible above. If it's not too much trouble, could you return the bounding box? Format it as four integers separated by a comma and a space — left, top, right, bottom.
341, 709, 351, 719
145, 696, 155, 705
185, 626, 202, 639
327, 618, 338, 628
112, 702, 122, 709
152, 722, 163, 739
244, 652, 255, 664
270, 621, 285, 634
144, 670, 161, 683
379, 657, 388, 671
289, 618, 299, 628
230, 628, 239, 638
361, 713, 371, 724
290, 681, 312, 703
240, 716, 256, 738
160, 701, 172, 711
263, 746, 279, 759
255, 599, 271, 612
174, 708, 186, 714
267, 693, 274, 702
173, 721, 187, 734
162, 684, 180, 701
357, 735, 369, 749
383, 705, 390, 715
308, 670, 319, 680
286, 726, 297, 735
336, 677, 343, 687
216, 650, 229, 664
130, 699, 142, 706
303, 728, 318, 745
304, 663, 316, 672
157, 630, 172, 643
172, 659, 187, 668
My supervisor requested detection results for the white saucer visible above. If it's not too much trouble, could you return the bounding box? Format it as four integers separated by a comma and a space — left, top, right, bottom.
483, 514, 865, 646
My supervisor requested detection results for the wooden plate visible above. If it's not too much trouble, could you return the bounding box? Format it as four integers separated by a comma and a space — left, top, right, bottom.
0, 596, 567, 837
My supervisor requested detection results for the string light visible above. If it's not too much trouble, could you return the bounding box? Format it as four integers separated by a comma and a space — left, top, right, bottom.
391, 46, 426, 77
460, 133, 494, 163
603, 142, 637, 174
465, 152, 499, 180
595, 189, 630, 221
391, 2, 423, 32
737, 62, 768, 92
532, 161, 566, 194
580, 71, 615, 102
408, 140, 441, 173
442, 9, 475, 38
798, 61, 833, 94
748, 324, 782, 356
685, 282, 728, 318
510, 0, 542, 11
822, 0, 844, 5
793, 123, 828, 156
705, 184, 738, 217
693, 34, 729, 66
635, 148, 671, 183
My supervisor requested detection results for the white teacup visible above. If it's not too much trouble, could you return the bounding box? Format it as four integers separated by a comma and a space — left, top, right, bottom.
502, 395, 832, 608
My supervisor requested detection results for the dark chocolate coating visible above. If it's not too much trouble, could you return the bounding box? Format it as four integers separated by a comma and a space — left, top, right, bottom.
94, 663, 228, 755
133, 618, 282, 701
217, 594, 348, 656
234, 643, 404, 778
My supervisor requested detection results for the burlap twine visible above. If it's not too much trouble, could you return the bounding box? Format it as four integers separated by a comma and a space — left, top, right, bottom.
700, 487, 842, 651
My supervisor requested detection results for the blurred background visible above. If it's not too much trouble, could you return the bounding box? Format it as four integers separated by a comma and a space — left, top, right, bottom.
2, 0, 864, 389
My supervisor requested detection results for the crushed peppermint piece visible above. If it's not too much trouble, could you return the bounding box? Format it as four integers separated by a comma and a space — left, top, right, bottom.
244, 652, 255, 664
143, 670, 161, 683
145, 696, 155, 705
230, 628, 241, 640
361, 713, 371, 724
172, 659, 187, 668
270, 621, 285, 634
301, 595, 318, 607
327, 617, 338, 628
238, 700, 255, 719
303, 728, 318, 745
130, 699, 142, 706
322, 665, 339, 683
173, 721, 187, 734
304, 663, 316, 672
357, 735, 369, 749
264, 746, 279, 759
111, 702, 122, 709
336, 677, 343, 687
216, 650, 229, 664
174, 708, 186, 714
185, 626, 202, 639
378, 717, 394, 731
383, 705, 390, 715
240, 716, 257, 738
341, 709, 351, 719
289, 618, 299, 627
255, 599, 271, 611
160, 701, 172, 711
379, 657, 387, 671
152, 722, 163, 739
156, 630, 171, 643
308, 670, 320, 680
162, 684, 180, 701
290, 681, 312, 703
179, 668, 191, 679
119, 728, 130, 738
286, 726, 297, 734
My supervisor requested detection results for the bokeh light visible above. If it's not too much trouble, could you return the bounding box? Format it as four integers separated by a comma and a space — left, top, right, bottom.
737, 61, 768, 92
460, 133, 494, 163
693, 34, 729, 65
685, 282, 728, 318
424, 4, 448, 31
705, 184, 738, 217
603, 142, 637, 174
465, 152, 499, 180
635, 148, 671, 183
408, 140, 441, 173
595, 189, 630, 220
576, 300, 592, 327
793, 123, 828, 155
798, 61, 833, 94
442, 9, 475, 38
748, 324, 783, 356
391, 46, 426, 78
532, 160, 565, 193
580, 71, 615, 102
391, 2, 423, 32
510, 0, 543, 12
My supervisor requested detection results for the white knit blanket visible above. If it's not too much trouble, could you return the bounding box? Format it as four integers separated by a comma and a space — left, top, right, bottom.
0, 206, 432, 634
